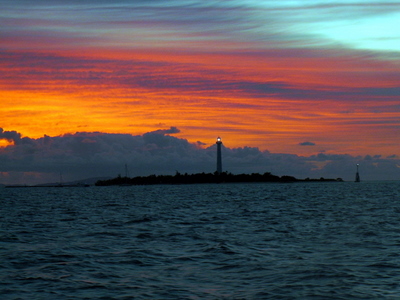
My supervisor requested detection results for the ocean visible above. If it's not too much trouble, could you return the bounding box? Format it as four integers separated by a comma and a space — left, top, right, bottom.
1, 181, 400, 299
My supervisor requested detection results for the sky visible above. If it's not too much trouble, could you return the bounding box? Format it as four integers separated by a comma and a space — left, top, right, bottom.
1, 0, 400, 184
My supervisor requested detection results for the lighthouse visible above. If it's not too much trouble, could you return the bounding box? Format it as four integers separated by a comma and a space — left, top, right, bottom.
355, 163, 360, 182
216, 137, 222, 174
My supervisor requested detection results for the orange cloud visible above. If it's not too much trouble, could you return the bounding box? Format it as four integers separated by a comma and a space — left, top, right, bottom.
1, 46, 399, 157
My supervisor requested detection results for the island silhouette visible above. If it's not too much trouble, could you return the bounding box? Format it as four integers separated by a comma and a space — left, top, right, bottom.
96, 137, 343, 186
95, 171, 343, 186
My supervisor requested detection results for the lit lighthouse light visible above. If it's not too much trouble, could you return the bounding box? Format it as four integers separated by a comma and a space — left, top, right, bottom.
216, 137, 222, 174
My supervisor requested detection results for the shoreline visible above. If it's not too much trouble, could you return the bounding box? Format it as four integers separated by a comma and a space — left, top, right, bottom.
95, 172, 343, 186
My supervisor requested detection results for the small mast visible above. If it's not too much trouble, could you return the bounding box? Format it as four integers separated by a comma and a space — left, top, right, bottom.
355, 164, 360, 182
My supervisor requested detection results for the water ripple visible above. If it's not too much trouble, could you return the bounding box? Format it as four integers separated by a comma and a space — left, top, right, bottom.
1, 182, 400, 299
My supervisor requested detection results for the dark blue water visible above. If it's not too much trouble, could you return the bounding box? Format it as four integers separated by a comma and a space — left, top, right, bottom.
1, 182, 400, 299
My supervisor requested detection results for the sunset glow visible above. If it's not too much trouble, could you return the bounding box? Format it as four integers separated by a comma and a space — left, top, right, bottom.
1, 0, 400, 184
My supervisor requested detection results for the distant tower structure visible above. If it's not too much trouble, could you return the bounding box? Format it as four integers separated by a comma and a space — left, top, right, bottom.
355, 164, 360, 182
216, 137, 222, 174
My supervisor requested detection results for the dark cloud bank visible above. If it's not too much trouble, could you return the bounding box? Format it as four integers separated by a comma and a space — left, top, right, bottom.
0, 127, 399, 185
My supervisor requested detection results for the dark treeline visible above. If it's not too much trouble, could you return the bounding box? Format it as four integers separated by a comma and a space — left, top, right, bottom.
95, 172, 343, 186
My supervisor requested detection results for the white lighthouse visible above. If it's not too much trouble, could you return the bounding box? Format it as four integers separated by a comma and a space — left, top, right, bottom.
216, 137, 222, 174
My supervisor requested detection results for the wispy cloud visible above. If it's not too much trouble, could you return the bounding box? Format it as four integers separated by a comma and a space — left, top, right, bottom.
1, 0, 399, 162
2, 1, 400, 52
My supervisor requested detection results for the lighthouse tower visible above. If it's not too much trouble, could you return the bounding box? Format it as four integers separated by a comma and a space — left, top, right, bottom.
216, 137, 222, 174
355, 164, 360, 182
